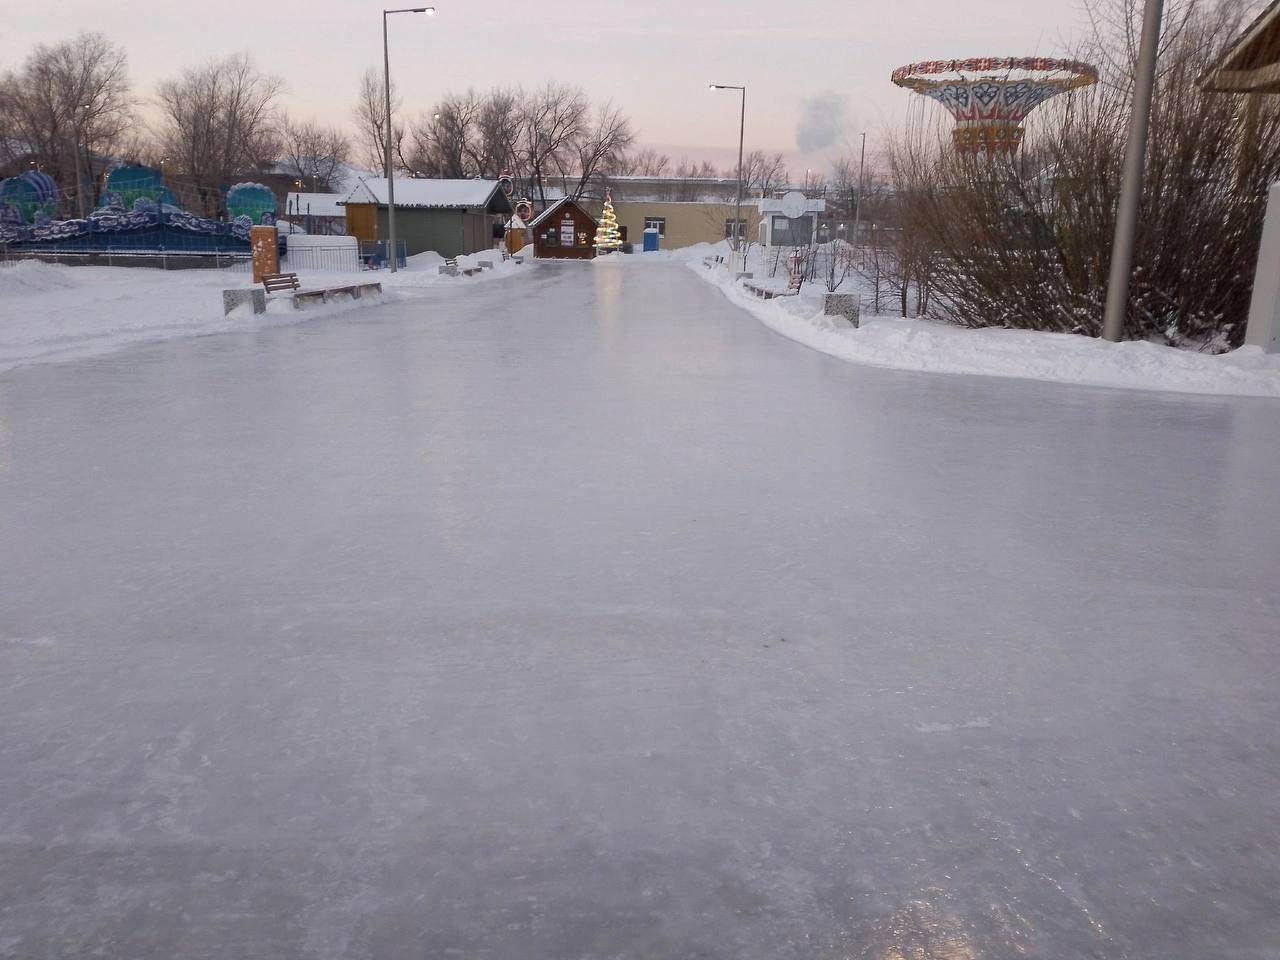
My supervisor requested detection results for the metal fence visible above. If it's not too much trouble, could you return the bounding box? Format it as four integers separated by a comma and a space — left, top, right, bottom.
0, 243, 251, 271
358, 240, 407, 271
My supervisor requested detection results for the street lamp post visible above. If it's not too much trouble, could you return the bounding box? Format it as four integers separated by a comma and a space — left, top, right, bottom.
853, 131, 866, 248
383, 6, 434, 274
1101, 0, 1164, 341
710, 83, 746, 268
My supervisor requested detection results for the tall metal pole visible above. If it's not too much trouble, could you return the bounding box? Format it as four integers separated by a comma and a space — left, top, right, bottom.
853, 131, 866, 247
736, 87, 746, 268
382, 11, 398, 273
1101, 0, 1164, 342
710, 83, 747, 267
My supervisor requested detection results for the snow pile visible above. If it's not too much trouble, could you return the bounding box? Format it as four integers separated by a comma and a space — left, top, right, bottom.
0, 259, 87, 294
689, 255, 1280, 398
0, 252, 533, 373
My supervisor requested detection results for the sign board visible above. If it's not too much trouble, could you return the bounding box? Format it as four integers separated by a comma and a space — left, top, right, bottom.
560, 218, 576, 246
780, 191, 807, 220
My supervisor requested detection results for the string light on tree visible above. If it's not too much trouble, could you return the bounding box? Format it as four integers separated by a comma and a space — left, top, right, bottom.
594, 192, 622, 252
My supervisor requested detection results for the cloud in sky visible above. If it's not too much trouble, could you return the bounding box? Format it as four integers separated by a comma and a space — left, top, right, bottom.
795, 91, 848, 154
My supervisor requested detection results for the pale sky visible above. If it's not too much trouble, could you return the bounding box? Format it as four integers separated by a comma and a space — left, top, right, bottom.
4, 0, 1107, 175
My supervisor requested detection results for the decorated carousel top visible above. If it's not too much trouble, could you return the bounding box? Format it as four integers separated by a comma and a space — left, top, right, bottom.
891, 57, 1099, 153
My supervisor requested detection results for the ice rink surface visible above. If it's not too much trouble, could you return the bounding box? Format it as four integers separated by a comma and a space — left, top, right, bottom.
2, 261, 1278, 958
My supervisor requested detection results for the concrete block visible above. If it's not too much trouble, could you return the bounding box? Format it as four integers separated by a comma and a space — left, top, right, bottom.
735, 272, 753, 280
478, 260, 494, 269
824, 293, 861, 327
438, 265, 458, 276
222, 288, 265, 316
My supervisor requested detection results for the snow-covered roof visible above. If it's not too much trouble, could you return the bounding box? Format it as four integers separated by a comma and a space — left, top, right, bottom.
757, 196, 827, 215
340, 177, 505, 210
284, 192, 347, 218
527, 197, 597, 229
1204, 0, 1280, 91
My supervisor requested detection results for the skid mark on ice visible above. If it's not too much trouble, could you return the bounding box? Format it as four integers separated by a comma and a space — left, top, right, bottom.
1, 635, 54, 646
915, 717, 992, 734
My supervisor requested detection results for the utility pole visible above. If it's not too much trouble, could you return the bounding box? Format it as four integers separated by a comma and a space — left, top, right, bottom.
1101, 0, 1164, 342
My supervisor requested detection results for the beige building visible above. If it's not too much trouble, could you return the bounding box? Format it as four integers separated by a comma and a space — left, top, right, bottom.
586, 200, 753, 250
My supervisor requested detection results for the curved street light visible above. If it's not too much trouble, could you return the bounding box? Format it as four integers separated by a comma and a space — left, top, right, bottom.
710, 83, 747, 267
383, 6, 435, 273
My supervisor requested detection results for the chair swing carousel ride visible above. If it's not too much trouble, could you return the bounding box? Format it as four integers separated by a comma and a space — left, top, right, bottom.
891, 57, 1098, 154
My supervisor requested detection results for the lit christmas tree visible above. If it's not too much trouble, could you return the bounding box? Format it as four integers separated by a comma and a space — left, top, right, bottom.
594, 192, 622, 252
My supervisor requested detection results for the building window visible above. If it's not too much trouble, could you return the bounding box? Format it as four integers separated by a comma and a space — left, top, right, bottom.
771, 215, 813, 247
644, 217, 666, 238
724, 219, 748, 241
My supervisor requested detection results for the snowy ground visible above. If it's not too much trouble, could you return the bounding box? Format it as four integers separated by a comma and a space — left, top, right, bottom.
686, 242, 1280, 398
2, 260, 1278, 959
0, 250, 530, 372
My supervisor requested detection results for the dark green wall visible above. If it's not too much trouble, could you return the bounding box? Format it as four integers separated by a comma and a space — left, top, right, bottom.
375, 208, 465, 258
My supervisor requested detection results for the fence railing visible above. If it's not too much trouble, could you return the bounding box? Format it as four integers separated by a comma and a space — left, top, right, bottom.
358, 240, 407, 270
0, 244, 252, 271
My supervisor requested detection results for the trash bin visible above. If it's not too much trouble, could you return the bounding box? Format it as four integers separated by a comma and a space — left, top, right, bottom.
643, 227, 660, 252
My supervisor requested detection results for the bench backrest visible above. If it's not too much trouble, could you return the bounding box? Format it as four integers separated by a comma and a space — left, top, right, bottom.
262, 273, 300, 292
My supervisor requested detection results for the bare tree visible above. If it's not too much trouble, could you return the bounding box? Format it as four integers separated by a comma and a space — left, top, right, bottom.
611, 147, 671, 177
0, 32, 133, 214
742, 150, 788, 198
409, 89, 488, 179
155, 53, 281, 217
478, 87, 522, 180
279, 118, 350, 192
561, 102, 634, 198
518, 82, 589, 205
352, 66, 405, 176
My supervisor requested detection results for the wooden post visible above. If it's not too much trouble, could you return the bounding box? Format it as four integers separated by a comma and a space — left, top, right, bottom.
251, 226, 279, 283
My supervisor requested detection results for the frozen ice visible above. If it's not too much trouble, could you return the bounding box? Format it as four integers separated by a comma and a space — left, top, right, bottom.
1, 261, 1278, 958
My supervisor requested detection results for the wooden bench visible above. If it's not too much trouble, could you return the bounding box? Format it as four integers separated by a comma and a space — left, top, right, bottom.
226, 278, 382, 316
262, 273, 301, 294
744, 283, 797, 301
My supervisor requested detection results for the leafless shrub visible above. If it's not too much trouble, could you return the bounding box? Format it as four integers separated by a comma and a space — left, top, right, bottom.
888, 0, 1278, 345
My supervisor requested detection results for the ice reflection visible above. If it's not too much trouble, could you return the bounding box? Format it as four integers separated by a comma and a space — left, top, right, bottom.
863, 887, 1026, 959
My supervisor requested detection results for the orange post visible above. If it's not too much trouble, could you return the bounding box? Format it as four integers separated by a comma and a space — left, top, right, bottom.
251, 226, 279, 283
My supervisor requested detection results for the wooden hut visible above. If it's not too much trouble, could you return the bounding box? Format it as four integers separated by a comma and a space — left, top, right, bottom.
529, 198, 597, 260
340, 178, 512, 258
